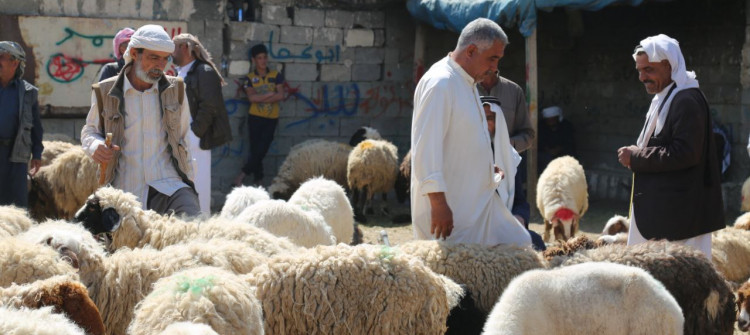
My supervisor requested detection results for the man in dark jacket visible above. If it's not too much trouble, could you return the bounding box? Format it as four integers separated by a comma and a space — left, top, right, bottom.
172, 33, 232, 215
617, 34, 724, 258
0, 41, 43, 207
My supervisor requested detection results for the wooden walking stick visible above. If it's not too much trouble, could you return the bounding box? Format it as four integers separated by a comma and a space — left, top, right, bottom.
98, 133, 113, 186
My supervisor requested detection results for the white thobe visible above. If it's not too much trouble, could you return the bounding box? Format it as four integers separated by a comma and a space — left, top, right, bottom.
82, 74, 193, 209
177, 60, 211, 215
410, 56, 531, 247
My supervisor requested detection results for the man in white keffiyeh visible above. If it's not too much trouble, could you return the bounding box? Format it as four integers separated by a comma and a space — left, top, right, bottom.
617, 34, 724, 258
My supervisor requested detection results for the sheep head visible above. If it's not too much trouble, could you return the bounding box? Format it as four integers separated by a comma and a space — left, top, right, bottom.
738, 282, 750, 331
348, 126, 382, 147
602, 214, 629, 235
551, 207, 579, 241
74, 194, 121, 235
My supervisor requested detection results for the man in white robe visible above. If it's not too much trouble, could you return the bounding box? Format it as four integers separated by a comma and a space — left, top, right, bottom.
411, 18, 531, 247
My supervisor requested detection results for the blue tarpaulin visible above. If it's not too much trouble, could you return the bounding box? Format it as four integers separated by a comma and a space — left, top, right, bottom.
406, 0, 646, 37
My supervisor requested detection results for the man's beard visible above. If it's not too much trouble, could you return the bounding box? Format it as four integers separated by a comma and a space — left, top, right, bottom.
134, 60, 163, 84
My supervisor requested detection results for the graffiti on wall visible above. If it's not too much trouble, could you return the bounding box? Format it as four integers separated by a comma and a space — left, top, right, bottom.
267, 31, 340, 63
18, 16, 186, 108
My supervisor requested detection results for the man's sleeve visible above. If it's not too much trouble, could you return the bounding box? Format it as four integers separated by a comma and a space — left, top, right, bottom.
30, 93, 43, 160
630, 92, 706, 173
190, 66, 223, 138
81, 91, 105, 157
510, 85, 534, 152
412, 80, 451, 196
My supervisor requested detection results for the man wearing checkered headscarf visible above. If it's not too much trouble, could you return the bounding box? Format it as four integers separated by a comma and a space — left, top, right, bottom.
81, 25, 201, 217
0, 41, 43, 208
171, 33, 232, 215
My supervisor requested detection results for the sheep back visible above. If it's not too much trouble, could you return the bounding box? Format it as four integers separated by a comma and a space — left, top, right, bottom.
399, 240, 545, 313
128, 266, 263, 335
482, 262, 683, 335
40, 140, 76, 166
0, 306, 87, 335
247, 244, 463, 335
268, 139, 352, 199
220, 185, 271, 219
551, 241, 735, 335
289, 176, 354, 244
535, 155, 588, 221
733, 212, 750, 230
30, 147, 99, 220
0, 205, 34, 237
237, 199, 336, 247
347, 139, 399, 198
0, 236, 77, 286
711, 228, 750, 283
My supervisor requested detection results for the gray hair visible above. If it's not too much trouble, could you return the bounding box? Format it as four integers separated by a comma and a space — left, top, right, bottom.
456, 18, 508, 52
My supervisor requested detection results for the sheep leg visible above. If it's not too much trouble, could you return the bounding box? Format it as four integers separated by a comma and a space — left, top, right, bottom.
543, 220, 551, 242
377, 192, 390, 216
352, 188, 367, 223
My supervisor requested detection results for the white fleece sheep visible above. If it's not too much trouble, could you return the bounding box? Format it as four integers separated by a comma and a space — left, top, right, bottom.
710, 228, 750, 283
602, 214, 629, 235
29, 146, 99, 221
398, 240, 546, 314
246, 243, 463, 335
288, 176, 354, 244
550, 241, 735, 335
742, 176, 750, 211
219, 185, 270, 219
236, 199, 335, 247
128, 267, 263, 335
0, 205, 34, 237
20, 222, 268, 335
267, 127, 383, 200
40, 140, 76, 166
75, 186, 300, 256
0, 306, 86, 335
158, 322, 219, 335
0, 274, 106, 335
347, 139, 399, 220
733, 211, 750, 230
0, 236, 77, 286
482, 262, 684, 335
536, 155, 588, 242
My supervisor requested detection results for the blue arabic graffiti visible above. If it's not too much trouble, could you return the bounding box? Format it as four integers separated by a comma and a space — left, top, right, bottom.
286, 83, 360, 129
267, 31, 340, 63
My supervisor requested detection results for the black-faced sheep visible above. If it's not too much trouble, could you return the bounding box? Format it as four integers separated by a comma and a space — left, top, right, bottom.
29, 146, 99, 221
550, 241, 735, 335
23, 222, 268, 335
482, 262, 684, 335
536, 155, 588, 242
127, 267, 263, 335
246, 243, 464, 335
347, 138, 399, 222
0, 274, 105, 335
74, 186, 300, 256
267, 127, 382, 200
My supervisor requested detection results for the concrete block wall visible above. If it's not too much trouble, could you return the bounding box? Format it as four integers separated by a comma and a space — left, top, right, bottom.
217, 2, 415, 209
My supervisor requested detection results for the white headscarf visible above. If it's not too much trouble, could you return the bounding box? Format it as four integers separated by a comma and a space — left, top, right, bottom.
122, 25, 175, 65
541, 106, 563, 121
484, 101, 522, 209
633, 34, 700, 147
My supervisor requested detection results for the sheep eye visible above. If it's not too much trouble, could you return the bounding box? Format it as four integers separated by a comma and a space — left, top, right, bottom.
45, 237, 53, 246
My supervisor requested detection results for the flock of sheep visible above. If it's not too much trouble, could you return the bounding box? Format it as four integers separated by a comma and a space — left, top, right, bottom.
3, 128, 750, 334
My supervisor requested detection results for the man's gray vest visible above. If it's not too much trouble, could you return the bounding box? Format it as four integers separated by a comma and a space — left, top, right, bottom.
91, 62, 194, 188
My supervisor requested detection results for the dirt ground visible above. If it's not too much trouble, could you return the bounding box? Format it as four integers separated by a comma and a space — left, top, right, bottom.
358, 198, 631, 246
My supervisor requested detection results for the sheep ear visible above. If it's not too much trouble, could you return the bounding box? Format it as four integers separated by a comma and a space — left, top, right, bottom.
349, 128, 366, 146
739, 291, 746, 304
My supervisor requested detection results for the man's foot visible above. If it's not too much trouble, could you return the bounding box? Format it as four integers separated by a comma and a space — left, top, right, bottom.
232, 172, 246, 187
